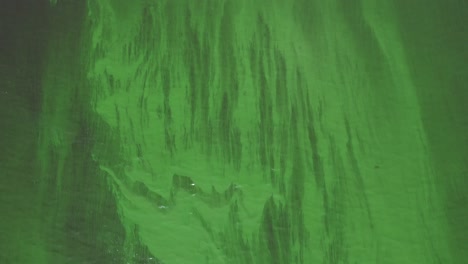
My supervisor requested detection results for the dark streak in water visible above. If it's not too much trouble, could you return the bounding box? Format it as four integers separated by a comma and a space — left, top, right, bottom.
344, 117, 374, 229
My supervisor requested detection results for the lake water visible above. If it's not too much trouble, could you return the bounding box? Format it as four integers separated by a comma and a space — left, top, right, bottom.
1, 0, 467, 263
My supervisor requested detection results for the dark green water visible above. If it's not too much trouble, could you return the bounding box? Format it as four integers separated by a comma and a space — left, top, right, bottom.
1, 0, 467, 263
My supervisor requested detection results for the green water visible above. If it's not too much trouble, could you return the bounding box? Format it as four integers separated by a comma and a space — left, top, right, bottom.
1, 0, 467, 263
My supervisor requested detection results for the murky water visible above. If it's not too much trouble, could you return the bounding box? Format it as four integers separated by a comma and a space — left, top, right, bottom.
1, 0, 467, 263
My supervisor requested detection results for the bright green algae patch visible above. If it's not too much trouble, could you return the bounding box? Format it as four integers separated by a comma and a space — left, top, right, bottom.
82, 0, 453, 263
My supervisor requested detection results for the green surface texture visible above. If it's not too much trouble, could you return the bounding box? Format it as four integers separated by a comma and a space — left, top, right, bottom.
1, 0, 467, 263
